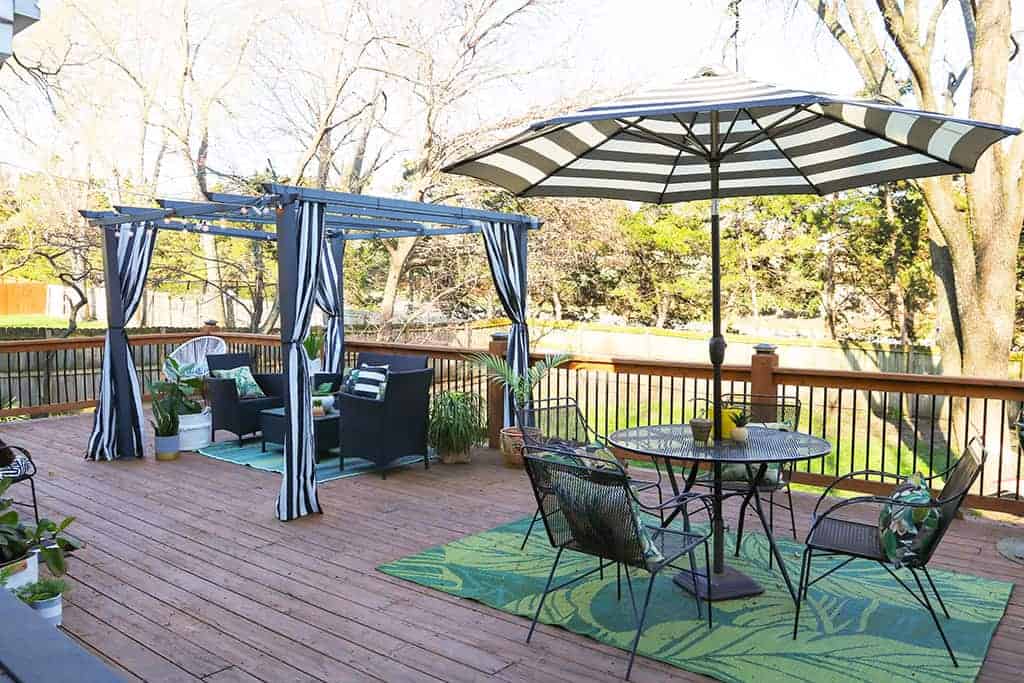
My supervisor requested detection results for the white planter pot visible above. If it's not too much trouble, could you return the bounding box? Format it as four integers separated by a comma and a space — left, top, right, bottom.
28, 593, 63, 627
1, 550, 39, 591
731, 426, 749, 443
178, 409, 212, 451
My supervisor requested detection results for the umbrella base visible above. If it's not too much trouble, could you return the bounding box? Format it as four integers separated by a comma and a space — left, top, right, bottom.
674, 565, 764, 601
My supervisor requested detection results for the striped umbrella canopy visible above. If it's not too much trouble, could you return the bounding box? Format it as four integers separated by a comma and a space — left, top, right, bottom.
444, 66, 1016, 203
444, 66, 1018, 440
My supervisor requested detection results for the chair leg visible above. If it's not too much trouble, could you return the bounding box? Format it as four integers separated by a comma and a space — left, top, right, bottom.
625, 573, 657, 681
768, 488, 775, 536
521, 507, 542, 551
527, 547, 564, 643
703, 540, 713, 629
28, 477, 40, 525
735, 490, 753, 557
922, 566, 950, 619
623, 564, 639, 619
785, 483, 797, 540
617, 562, 622, 601
911, 568, 958, 667
424, 453, 429, 470
793, 547, 811, 640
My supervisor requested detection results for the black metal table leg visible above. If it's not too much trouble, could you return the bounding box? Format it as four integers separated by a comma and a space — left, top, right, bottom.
745, 463, 798, 602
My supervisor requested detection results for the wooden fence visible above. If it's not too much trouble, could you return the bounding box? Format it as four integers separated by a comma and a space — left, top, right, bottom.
1, 330, 1021, 514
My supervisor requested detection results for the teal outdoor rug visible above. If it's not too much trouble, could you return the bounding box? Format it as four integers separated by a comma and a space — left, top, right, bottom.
197, 439, 432, 483
378, 516, 1012, 682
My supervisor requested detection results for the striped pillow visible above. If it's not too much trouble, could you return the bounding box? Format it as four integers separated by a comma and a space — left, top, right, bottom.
344, 364, 389, 401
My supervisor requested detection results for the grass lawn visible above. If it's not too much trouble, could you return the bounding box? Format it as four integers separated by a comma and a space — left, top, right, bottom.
0, 314, 105, 329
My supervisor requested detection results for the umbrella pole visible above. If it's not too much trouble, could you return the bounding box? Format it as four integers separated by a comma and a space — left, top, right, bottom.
709, 111, 727, 575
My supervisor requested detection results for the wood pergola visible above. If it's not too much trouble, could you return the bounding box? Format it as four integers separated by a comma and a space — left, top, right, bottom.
80, 183, 541, 520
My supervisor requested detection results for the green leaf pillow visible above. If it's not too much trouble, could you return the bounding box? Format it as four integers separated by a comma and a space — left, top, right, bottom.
878, 473, 940, 567
212, 366, 266, 398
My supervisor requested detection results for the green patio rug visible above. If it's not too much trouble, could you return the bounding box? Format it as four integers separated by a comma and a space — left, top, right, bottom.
377, 516, 1012, 682
197, 439, 433, 483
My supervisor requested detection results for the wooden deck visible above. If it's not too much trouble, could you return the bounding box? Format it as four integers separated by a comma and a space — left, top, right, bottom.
2, 413, 1022, 683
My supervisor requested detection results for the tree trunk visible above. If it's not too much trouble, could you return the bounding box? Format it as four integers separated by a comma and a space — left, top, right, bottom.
380, 238, 419, 323
551, 288, 562, 320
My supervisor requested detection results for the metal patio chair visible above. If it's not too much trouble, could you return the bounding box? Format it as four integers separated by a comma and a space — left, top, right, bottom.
518, 397, 665, 550
792, 438, 988, 667
522, 449, 714, 680
0, 437, 39, 524
690, 393, 801, 562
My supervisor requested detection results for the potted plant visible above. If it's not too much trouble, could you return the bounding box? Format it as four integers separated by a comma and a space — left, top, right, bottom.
0, 479, 75, 591
731, 410, 750, 443
466, 352, 569, 468
429, 391, 486, 464
147, 383, 181, 461
303, 331, 325, 376
164, 358, 211, 450
15, 578, 67, 627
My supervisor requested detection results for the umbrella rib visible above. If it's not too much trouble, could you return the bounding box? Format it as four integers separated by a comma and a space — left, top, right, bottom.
745, 107, 824, 196
718, 109, 744, 156
672, 112, 712, 157
617, 118, 703, 155
719, 104, 813, 158
513, 121, 633, 197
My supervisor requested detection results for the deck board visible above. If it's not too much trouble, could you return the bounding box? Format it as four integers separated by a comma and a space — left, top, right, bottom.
2, 413, 1021, 682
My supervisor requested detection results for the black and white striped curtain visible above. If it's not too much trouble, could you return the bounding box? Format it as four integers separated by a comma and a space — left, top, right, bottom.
315, 236, 345, 374
276, 200, 326, 521
481, 221, 529, 427
87, 222, 157, 461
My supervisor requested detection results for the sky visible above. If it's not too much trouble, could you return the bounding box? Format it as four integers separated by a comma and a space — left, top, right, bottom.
2, 0, 1021, 199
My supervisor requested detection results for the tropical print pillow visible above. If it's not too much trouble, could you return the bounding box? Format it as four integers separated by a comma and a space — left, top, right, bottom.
212, 366, 265, 398
573, 442, 620, 470
550, 470, 664, 569
878, 473, 940, 568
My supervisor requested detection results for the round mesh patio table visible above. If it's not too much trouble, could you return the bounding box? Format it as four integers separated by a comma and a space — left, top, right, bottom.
609, 424, 831, 602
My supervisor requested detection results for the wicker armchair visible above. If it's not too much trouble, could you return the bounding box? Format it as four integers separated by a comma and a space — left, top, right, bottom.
518, 397, 665, 550
338, 367, 433, 479
690, 393, 801, 562
793, 439, 988, 667
206, 353, 285, 445
0, 438, 38, 524
523, 450, 713, 680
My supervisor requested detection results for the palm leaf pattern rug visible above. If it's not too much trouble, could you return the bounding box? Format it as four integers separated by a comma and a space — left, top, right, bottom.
378, 517, 1011, 682
197, 440, 433, 483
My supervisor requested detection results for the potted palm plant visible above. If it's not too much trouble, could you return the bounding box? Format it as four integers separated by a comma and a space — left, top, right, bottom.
429, 391, 486, 464
303, 331, 325, 376
466, 352, 569, 467
147, 383, 181, 461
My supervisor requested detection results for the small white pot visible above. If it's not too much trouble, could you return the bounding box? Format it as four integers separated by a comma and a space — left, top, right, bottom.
178, 409, 212, 451
28, 593, 63, 627
1, 550, 39, 591
732, 426, 749, 443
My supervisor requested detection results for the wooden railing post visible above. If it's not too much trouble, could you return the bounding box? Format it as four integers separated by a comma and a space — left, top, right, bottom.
487, 332, 508, 448
750, 343, 779, 421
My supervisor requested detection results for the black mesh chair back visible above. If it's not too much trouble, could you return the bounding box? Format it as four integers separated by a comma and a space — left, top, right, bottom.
355, 352, 428, 372
918, 439, 986, 565
207, 352, 253, 373
519, 397, 597, 450
524, 451, 649, 569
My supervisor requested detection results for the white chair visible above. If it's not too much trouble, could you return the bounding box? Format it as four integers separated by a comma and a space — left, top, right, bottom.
163, 336, 227, 380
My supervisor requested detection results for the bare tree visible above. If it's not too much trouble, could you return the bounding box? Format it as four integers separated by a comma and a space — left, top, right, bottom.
798, 0, 1024, 491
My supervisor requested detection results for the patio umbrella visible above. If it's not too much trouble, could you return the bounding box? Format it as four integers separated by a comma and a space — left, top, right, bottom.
443, 66, 1018, 443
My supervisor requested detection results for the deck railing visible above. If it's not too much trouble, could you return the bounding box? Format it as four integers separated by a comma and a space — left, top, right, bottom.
1, 330, 1021, 514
